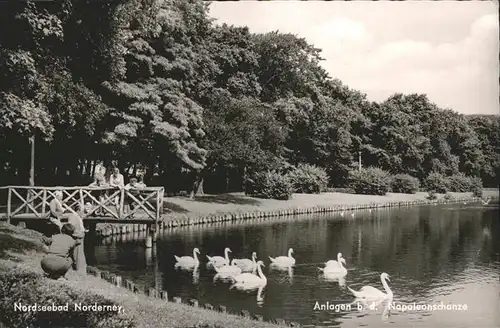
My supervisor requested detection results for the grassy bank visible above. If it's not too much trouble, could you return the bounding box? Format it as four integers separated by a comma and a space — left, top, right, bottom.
0, 222, 283, 328
161, 190, 500, 221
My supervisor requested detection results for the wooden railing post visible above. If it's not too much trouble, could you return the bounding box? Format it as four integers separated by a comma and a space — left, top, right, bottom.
41, 189, 47, 217
79, 188, 84, 213
156, 189, 160, 224
7, 187, 11, 224
119, 188, 125, 219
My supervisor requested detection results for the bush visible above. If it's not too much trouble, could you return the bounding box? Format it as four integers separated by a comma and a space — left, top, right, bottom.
390, 174, 420, 194
286, 164, 329, 194
424, 172, 449, 193
347, 167, 391, 196
426, 191, 438, 200
470, 176, 483, 197
443, 193, 453, 200
447, 174, 473, 192
0, 267, 136, 328
245, 171, 293, 200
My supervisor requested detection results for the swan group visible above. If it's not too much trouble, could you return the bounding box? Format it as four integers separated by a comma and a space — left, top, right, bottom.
173, 247, 394, 307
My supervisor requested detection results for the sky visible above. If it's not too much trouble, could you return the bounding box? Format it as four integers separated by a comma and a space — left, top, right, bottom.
208, 1, 499, 115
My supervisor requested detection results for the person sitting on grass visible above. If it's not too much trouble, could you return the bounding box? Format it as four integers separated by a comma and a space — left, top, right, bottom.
40, 223, 80, 280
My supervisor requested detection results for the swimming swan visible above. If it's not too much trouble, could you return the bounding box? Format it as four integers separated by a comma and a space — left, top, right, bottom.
214, 259, 242, 276
174, 248, 200, 267
348, 272, 393, 300
207, 247, 231, 267
324, 252, 344, 268
230, 261, 267, 288
319, 256, 347, 275
233, 252, 257, 272
269, 248, 295, 267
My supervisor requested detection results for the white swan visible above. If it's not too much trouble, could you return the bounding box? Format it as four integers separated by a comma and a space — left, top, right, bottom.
233, 252, 257, 272
214, 259, 242, 276
269, 248, 295, 267
207, 247, 231, 267
348, 272, 393, 301
174, 248, 200, 267
324, 252, 344, 268
230, 260, 267, 288
319, 256, 347, 276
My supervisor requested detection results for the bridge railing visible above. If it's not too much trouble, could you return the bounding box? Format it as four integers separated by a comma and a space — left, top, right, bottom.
0, 185, 164, 223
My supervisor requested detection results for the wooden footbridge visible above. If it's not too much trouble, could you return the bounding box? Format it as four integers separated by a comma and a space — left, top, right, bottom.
0, 185, 165, 246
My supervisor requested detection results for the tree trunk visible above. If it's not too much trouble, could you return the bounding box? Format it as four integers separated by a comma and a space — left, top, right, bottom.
190, 171, 205, 199
91, 160, 97, 178
85, 158, 92, 178
242, 165, 247, 192
29, 134, 35, 186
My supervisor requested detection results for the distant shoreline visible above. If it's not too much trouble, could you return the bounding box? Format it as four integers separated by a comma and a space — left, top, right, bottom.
93, 190, 499, 235
161, 190, 500, 222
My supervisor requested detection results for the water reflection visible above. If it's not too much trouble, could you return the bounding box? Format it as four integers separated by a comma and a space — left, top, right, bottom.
269, 265, 294, 284
89, 201, 500, 328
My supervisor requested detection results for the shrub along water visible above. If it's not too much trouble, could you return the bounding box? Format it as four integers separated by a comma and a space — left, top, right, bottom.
447, 174, 474, 192
347, 167, 391, 196
424, 172, 450, 193
390, 174, 420, 194
424, 172, 484, 196
245, 171, 293, 200
287, 164, 329, 194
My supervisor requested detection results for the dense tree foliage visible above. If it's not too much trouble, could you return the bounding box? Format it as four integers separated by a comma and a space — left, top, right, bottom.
0, 0, 498, 196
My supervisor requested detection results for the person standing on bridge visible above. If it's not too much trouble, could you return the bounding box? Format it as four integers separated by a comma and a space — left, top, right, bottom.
124, 177, 147, 215
49, 191, 65, 233
109, 167, 125, 189
109, 167, 125, 212
88, 173, 109, 215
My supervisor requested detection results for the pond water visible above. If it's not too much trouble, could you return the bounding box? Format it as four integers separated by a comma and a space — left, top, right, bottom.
87, 202, 500, 328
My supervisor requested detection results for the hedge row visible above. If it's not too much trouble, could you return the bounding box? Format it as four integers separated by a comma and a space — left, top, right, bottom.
244, 165, 484, 199
347, 168, 483, 196
0, 266, 136, 328
424, 172, 483, 196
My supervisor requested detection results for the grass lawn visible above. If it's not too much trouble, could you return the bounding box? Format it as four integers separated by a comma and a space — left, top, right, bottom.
0, 222, 283, 328
162, 190, 499, 220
